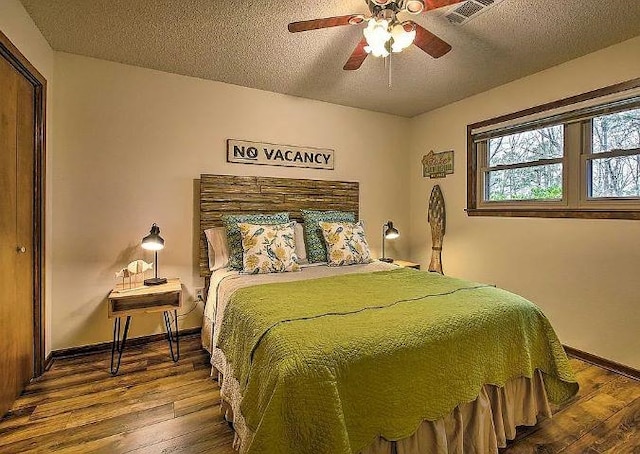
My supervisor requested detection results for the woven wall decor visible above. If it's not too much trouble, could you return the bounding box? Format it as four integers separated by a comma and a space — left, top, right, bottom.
428, 185, 446, 274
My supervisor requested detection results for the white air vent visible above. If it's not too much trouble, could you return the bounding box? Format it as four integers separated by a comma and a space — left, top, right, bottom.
442, 0, 504, 25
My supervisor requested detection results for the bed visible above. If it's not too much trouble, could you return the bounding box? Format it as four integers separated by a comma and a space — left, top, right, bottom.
198, 174, 578, 454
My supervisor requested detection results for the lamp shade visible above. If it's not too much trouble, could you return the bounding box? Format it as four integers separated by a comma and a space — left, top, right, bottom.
141, 224, 165, 251
384, 221, 400, 239
391, 22, 416, 53
363, 18, 391, 58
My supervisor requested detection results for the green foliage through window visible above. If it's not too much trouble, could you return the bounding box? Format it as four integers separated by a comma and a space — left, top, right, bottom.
486, 126, 564, 201
590, 108, 640, 198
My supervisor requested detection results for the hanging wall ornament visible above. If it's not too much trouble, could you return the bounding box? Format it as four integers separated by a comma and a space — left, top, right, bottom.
422, 150, 454, 179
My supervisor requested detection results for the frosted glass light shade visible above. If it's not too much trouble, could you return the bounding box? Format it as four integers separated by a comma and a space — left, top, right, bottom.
364, 19, 391, 58
391, 23, 416, 53
405, 0, 425, 14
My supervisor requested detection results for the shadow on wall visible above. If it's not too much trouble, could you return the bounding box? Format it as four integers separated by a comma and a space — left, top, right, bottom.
99, 242, 141, 281
64, 293, 112, 349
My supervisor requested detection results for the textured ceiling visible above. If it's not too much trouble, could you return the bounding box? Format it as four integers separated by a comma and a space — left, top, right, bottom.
20, 0, 640, 117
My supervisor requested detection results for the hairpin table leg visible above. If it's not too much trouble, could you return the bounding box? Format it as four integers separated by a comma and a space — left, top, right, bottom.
163, 310, 180, 362
110, 316, 131, 375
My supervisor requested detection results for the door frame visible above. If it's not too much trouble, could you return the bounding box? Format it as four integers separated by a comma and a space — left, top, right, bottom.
0, 30, 47, 377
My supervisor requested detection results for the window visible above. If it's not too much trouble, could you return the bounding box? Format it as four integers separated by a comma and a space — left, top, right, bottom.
587, 108, 640, 199
485, 125, 564, 202
467, 78, 640, 219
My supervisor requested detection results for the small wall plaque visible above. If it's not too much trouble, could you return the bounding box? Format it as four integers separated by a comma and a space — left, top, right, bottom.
422, 150, 454, 179
227, 139, 334, 170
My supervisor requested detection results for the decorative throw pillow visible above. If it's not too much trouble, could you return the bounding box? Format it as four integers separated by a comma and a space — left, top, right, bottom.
223, 212, 289, 270
301, 209, 356, 263
319, 221, 373, 266
238, 222, 301, 274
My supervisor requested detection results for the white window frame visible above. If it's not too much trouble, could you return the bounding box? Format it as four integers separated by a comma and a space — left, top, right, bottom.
476, 124, 568, 210
580, 117, 640, 209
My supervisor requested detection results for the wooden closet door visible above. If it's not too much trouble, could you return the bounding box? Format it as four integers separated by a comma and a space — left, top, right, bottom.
16, 62, 36, 386
0, 52, 35, 416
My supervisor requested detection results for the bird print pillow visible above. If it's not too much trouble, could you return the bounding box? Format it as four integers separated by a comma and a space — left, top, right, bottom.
238, 222, 301, 274
318, 221, 372, 266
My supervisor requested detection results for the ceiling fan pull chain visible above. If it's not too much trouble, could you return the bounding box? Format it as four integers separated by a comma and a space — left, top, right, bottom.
388, 52, 393, 88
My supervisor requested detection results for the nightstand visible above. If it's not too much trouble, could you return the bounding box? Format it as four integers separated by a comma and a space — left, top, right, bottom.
391, 260, 421, 270
107, 278, 182, 374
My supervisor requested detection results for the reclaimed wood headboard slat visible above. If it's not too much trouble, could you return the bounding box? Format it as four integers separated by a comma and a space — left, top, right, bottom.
199, 174, 359, 277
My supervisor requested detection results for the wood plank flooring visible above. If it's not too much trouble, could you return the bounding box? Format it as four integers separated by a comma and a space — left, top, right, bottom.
0, 334, 638, 453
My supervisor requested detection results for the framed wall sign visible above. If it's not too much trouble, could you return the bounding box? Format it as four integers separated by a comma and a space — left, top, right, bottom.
227, 139, 334, 170
422, 150, 454, 179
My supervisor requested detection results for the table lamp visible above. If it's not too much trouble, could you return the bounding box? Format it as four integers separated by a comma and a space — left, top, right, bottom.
142, 223, 167, 285
380, 220, 399, 263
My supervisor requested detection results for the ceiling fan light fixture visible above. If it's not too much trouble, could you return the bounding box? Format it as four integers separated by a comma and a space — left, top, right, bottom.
391, 22, 416, 52
363, 18, 391, 58
405, 0, 425, 14
364, 44, 390, 58
371, 0, 393, 5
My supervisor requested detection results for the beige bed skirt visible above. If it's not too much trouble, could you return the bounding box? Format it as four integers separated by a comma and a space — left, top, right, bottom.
204, 319, 552, 454
202, 316, 214, 353
360, 370, 550, 454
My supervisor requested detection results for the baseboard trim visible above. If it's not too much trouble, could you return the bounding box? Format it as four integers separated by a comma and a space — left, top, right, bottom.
44, 352, 54, 371
564, 345, 640, 381
49, 327, 202, 361
45, 333, 638, 381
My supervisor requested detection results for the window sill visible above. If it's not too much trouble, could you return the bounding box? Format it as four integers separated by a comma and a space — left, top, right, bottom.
465, 208, 640, 220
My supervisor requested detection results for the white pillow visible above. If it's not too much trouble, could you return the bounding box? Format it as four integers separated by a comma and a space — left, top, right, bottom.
294, 222, 307, 263
204, 227, 230, 271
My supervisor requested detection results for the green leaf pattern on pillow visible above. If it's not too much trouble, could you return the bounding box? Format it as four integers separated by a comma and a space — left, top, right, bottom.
319, 221, 373, 266
223, 212, 289, 270
301, 210, 356, 263
239, 222, 301, 274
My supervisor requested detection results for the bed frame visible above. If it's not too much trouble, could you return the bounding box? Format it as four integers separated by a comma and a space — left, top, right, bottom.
198, 174, 359, 278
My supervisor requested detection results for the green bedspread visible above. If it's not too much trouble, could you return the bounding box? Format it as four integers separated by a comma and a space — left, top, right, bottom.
217, 268, 578, 454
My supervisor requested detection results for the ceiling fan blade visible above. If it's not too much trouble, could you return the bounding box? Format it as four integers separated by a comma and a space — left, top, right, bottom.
343, 38, 369, 71
409, 21, 452, 58
288, 15, 360, 33
423, 0, 465, 12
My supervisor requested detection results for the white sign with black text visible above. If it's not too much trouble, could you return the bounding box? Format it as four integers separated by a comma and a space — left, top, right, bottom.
227, 139, 334, 170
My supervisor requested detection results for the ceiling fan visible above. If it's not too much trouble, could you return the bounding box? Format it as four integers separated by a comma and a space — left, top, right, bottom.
288, 0, 463, 70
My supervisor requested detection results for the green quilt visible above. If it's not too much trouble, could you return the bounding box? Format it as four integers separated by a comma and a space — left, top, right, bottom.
217, 268, 578, 454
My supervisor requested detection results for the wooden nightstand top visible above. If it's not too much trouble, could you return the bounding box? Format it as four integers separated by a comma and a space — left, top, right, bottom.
108, 278, 182, 318
391, 260, 421, 270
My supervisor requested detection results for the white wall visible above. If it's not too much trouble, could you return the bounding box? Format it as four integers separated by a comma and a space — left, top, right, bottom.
52, 52, 411, 349
408, 36, 640, 369
0, 0, 54, 356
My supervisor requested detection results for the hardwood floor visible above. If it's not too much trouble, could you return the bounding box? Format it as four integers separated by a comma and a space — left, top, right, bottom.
0, 334, 638, 453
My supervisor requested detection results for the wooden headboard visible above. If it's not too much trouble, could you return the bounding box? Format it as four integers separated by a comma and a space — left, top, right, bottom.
199, 174, 359, 277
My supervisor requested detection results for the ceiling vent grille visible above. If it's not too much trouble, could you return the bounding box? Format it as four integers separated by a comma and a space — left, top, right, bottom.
442, 0, 504, 25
